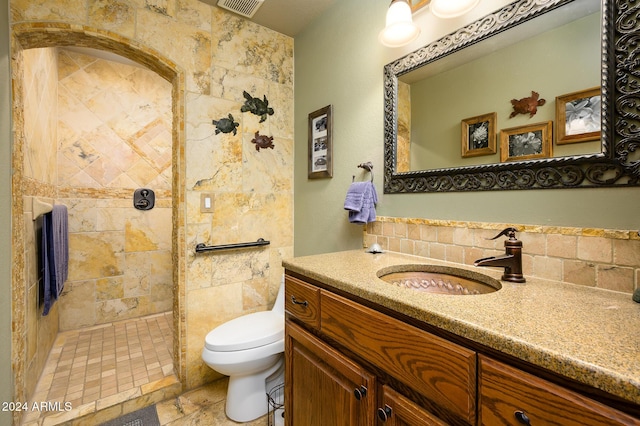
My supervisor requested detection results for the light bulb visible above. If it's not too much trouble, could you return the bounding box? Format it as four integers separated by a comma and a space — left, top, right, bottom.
379, 0, 421, 47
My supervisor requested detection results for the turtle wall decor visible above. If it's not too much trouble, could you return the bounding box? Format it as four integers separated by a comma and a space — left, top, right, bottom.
212, 113, 239, 135
509, 91, 546, 118
251, 131, 274, 151
241, 91, 274, 123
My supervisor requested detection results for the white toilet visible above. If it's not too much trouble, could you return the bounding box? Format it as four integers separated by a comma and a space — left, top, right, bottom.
202, 279, 285, 422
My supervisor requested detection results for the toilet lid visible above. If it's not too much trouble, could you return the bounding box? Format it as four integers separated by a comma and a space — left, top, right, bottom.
205, 311, 284, 352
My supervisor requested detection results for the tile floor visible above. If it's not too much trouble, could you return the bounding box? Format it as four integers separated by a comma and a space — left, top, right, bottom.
22, 313, 276, 425
23, 312, 179, 425
155, 378, 270, 425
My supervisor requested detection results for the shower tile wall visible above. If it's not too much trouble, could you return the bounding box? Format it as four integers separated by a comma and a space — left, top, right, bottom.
19, 46, 174, 401
12, 0, 295, 409
21, 47, 60, 401
56, 49, 173, 330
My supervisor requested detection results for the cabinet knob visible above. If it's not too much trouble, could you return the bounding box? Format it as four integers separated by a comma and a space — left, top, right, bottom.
353, 385, 367, 400
377, 405, 392, 422
514, 410, 531, 425
291, 296, 308, 307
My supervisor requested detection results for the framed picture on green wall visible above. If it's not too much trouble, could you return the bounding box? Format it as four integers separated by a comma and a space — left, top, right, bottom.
556, 87, 601, 145
308, 105, 333, 179
461, 112, 496, 158
500, 121, 553, 162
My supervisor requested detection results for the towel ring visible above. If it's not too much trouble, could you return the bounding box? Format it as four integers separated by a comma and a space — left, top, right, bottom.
354, 162, 374, 182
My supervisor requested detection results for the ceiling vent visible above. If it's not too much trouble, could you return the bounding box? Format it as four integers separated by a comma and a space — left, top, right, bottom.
217, 0, 264, 18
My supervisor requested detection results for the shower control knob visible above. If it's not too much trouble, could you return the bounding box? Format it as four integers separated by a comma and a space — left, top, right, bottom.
133, 188, 155, 211
135, 199, 150, 208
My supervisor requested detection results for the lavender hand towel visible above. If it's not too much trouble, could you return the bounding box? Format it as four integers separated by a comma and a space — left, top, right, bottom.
343, 181, 369, 212
347, 182, 378, 224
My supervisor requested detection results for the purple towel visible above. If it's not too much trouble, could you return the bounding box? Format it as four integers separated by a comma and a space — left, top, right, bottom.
344, 181, 378, 224
41, 205, 68, 316
41, 212, 54, 316
343, 181, 369, 211
52, 205, 69, 297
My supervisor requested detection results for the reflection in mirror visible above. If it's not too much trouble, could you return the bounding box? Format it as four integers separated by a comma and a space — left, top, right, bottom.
397, 0, 601, 171
383, 0, 640, 193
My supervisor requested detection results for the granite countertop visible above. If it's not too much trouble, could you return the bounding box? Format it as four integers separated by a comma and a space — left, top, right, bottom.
283, 249, 640, 406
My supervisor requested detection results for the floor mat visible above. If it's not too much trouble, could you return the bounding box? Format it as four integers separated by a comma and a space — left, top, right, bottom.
99, 405, 160, 426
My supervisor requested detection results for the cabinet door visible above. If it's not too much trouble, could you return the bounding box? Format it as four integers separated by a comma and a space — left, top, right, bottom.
320, 290, 476, 424
479, 355, 640, 426
377, 385, 448, 426
285, 320, 376, 426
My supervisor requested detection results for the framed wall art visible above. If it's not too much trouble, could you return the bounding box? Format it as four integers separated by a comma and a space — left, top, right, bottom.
556, 87, 601, 144
308, 105, 333, 179
500, 121, 552, 162
461, 112, 497, 158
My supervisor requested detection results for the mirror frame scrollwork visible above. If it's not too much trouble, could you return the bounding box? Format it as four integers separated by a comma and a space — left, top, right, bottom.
383, 0, 640, 193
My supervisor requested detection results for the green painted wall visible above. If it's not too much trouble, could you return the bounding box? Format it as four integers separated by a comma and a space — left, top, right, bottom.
1, 0, 13, 422
294, 0, 385, 256
294, 0, 640, 256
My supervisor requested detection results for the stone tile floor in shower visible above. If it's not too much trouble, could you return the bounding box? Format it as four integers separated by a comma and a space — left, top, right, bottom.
23, 312, 177, 425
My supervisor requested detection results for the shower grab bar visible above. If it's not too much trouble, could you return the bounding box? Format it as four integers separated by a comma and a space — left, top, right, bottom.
195, 238, 270, 253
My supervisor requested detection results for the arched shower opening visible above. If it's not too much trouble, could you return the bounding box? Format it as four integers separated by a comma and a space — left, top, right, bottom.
11, 24, 186, 425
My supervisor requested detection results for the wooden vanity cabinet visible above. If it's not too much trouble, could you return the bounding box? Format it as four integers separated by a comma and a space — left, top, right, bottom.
320, 290, 476, 425
478, 355, 640, 426
285, 273, 640, 426
284, 275, 320, 329
285, 321, 376, 426
285, 274, 473, 425
379, 385, 449, 426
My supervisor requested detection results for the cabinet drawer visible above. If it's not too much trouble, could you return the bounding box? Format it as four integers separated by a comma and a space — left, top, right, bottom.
285, 275, 320, 329
321, 291, 476, 425
380, 385, 449, 426
479, 355, 640, 426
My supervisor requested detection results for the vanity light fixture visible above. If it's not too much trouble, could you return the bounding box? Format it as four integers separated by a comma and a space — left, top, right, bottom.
379, 0, 421, 48
379, 0, 481, 47
429, 0, 480, 19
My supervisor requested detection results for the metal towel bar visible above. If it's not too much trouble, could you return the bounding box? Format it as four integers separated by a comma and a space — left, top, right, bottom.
354, 162, 374, 182
195, 238, 270, 253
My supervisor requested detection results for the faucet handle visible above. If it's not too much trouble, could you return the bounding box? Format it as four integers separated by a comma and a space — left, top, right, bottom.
488, 227, 518, 241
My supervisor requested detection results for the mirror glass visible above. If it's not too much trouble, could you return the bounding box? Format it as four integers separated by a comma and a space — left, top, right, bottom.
382, 0, 640, 193
397, 0, 601, 172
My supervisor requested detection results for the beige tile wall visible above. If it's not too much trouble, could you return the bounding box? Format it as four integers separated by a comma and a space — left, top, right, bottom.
11, 0, 295, 411
21, 47, 60, 401
55, 49, 174, 330
365, 216, 640, 294
19, 45, 175, 405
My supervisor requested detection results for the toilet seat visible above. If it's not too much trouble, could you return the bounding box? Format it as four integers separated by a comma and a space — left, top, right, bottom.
205, 311, 283, 352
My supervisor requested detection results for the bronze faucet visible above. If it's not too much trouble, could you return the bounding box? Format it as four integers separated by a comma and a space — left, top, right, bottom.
474, 227, 526, 283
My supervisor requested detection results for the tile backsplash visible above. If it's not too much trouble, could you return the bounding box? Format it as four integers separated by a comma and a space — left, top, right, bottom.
365, 216, 640, 294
